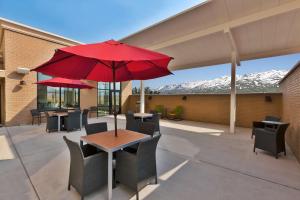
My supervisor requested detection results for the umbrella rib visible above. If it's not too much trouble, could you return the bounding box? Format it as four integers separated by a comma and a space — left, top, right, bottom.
35, 54, 75, 70
96, 60, 113, 69
146, 60, 172, 73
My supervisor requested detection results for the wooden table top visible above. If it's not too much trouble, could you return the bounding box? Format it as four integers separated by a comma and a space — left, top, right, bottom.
53, 112, 69, 117
80, 129, 149, 152
134, 113, 153, 118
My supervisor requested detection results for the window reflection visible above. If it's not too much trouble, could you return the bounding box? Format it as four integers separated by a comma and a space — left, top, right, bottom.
37, 73, 80, 110
97, 82, 121, 116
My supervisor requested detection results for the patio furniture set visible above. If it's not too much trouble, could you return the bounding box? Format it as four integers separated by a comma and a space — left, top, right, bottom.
252, 116, 289, 159
30, 108, 90, 133
64, 113, 161, 200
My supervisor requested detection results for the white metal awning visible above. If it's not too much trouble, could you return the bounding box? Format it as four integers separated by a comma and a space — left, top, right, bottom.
121, 0, 300, 70
120, 0, 300, 133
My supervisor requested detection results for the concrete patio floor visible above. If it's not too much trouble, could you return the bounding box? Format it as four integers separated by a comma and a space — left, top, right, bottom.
0, 116, 300, 200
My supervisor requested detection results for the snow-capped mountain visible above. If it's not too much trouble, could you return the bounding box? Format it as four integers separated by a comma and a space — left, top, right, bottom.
157, 70, 288, 94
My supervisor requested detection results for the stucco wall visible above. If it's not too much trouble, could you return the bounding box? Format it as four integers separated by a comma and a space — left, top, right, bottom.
280, 65, 300, 162
126, 93, 282, 128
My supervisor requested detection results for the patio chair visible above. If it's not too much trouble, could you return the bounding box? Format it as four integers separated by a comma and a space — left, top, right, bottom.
124, 122, 156, 153
81, 122, 108, 151
116, 135, 161, 200
167, 106, 183, 120
64, 111, 81, 132
125, 113, 141, 132
145, 113, 160, 134
253, 123, 289, 159
252, 116, 281, 138
127, 110, 134, 114
30, 109, 41, 125
45, 111, 58, 132
63, 136, 107, 200
89, 106, 98, 118
82, 109, 89, 127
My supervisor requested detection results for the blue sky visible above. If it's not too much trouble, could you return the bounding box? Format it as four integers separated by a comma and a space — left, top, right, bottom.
1, 0, 299, 89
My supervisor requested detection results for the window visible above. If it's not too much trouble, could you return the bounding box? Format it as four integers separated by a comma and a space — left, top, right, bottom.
37, 73, 80, 110
97, 82, 121, 116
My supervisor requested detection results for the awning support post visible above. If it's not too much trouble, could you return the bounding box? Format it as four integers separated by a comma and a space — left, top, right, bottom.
140, 80, 145, 113
230, 53, 237, 134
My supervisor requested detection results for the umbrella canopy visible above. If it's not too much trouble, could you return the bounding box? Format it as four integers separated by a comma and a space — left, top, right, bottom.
32, 39, 173, 136
35, 77, 94, 89
33, 40, 173, 82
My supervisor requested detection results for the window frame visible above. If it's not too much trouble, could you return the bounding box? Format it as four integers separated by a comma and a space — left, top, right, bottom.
36, 73, 80, 111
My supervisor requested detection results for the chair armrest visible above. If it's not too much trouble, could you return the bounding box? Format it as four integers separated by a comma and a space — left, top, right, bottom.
252, 121, 265, 128
84, 152, 107, 169
255, 128, 277, 142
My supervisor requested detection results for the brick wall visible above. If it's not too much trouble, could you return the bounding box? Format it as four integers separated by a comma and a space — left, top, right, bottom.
126, 93, 282, 128
2, 29, 98, 126
280, 64, 300, 162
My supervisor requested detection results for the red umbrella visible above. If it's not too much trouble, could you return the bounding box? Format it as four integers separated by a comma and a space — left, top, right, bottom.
35, 77, 94, 89
32, 39, 173, 136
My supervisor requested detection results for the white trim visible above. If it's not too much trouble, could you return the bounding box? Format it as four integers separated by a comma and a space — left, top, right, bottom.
119, 0, 211, 41
1, 24, 79, 47
0, 17, 83, 45
141, 0, 300, 51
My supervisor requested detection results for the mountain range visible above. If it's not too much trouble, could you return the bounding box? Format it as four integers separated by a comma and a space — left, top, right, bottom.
157, 70, 288, 94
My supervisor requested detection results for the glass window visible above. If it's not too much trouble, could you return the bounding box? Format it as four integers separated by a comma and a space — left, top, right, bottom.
110, 82, 121, 90
61, 88, 80, 109
37, 73, 80, 110
97, 82, 121, 116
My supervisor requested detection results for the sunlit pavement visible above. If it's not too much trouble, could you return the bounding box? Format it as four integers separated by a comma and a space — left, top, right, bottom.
1, 116, 300, 200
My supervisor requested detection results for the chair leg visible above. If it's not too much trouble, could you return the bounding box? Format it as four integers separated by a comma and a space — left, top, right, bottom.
67, 183, 70, 191
32, 117, 34, 125
136, 191, 139, 200
155, 175, 158, 184
253, 145, 256, 153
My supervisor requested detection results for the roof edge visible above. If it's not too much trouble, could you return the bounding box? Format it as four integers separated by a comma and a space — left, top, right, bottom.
279, 60, 300, 84
119, 0, 211, 42
0, 17, 83, 45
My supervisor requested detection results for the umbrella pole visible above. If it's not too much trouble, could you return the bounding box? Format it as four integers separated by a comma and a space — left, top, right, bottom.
112, 64, 118, 137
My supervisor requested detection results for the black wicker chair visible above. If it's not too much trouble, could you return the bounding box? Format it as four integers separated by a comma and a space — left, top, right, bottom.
125, 113, 141, 132
116, 135, 161, 200
124, 122, 156, 153
253, 123, 289, 159
82, 109, 89, 127
30, 109, 41, 125
252, 116, 281, 138
80, 122, 108, 150
63, 136, 107, 200
45, 112, 58, 132
145, 113, 160, 134
64, 111, 81, 132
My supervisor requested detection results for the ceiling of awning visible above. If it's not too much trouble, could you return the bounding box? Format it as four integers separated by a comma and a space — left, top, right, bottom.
121, 0, 300, 71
